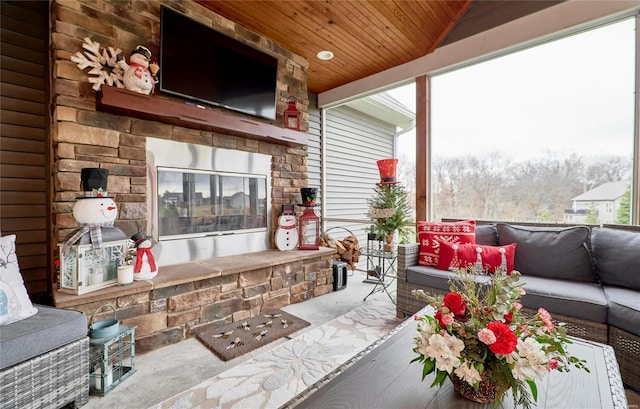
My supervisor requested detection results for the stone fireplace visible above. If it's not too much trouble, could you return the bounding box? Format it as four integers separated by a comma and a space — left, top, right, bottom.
52, 0, 310, 250
50, 0, 334, 352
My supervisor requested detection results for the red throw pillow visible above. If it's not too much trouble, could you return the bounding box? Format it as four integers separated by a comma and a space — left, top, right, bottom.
417, 220, 476, 266
436, 241, 517, 273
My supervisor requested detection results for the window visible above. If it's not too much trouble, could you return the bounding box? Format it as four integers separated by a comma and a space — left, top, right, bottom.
157, 168, 267, 238
429, 18, 636, 224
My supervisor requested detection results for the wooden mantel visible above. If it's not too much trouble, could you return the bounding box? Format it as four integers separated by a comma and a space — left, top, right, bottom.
97, 86, 308, 146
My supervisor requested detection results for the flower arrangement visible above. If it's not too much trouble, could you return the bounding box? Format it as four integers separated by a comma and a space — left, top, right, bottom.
412, 269, 589, 408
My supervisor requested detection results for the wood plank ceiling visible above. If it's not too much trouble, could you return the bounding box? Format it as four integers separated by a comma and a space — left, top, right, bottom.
198, 0, 472, 93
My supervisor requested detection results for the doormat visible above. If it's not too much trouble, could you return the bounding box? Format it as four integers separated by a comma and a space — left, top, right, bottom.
196, 309, 310, 361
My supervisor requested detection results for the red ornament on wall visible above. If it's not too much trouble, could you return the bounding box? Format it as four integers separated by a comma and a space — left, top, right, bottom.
284, 97, 301, 131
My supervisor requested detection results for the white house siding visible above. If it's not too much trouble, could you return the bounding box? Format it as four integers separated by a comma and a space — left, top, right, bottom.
307, 103, 395, 262
323, 105, 395, 229
306, 93, 322, 209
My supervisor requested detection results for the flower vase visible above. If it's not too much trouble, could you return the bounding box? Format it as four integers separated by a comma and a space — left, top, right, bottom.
117, 265, 134, 285
382, 233, 394, 252
451, 373, 506, 404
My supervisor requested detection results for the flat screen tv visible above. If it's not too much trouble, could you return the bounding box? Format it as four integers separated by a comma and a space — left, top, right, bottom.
159, 6, 278, 120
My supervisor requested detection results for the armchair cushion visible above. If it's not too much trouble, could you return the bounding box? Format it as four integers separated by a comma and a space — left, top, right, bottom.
0, 304, 87, 370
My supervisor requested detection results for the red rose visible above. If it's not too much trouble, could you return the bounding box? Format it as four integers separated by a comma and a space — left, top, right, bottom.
486, 321, 517, 355
443, 292, 467, 316
434, 311, 446, 328
503, 311, 513, 324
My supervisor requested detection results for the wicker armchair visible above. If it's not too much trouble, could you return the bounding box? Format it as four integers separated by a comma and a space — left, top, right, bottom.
0, 306, 89, 409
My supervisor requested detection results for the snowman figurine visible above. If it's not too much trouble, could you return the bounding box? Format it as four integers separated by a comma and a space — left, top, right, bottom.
275, 205, 298, 251
117, 45, 159, 95
63, 168, 119, 257
131, 232, 158, 280
73, 189, 118, 226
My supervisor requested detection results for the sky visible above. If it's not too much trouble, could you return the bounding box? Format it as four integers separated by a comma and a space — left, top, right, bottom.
387, 17, 636, 162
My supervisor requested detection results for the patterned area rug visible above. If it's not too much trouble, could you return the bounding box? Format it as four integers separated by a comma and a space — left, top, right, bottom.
150, 299, 400, 409
197, 310, 310, 361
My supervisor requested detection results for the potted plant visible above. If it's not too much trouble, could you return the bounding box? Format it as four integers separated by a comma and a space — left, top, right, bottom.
367, 183, 413, 251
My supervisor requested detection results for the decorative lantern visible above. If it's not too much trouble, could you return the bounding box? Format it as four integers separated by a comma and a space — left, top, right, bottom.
297, 187, 319, 250
89, 323, 136, 396
283, 97, 301, 131
298, 207, 320, 250
57, 227, 128, 294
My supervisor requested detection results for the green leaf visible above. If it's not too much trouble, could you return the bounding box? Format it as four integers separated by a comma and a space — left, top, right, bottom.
431, 369, 448, 387
527, 380, 538, 401
422, 359, 435, 380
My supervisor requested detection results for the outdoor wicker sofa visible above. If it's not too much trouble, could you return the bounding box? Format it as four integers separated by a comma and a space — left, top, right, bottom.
396, 222, 640, 392
0, 305, 89, 409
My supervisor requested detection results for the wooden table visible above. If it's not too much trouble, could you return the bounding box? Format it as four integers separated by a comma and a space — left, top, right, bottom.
286, 316, 628, 409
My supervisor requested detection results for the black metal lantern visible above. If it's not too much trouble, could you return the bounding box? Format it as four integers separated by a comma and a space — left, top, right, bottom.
283, 97, 301, 131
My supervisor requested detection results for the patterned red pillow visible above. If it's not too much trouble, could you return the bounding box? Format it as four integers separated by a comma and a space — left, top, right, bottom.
436, 241, 517, 273
417, 220, 476, 266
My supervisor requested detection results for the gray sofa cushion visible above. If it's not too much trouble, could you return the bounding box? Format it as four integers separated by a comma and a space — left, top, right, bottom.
603, 286, 640, 336
406, 265, 492, 293
497, 224, 595, 282
476, 224, 498, 246
519, 275, 608, 323
0, 304, 87, 370
406, 265, 607, 323
591, 227, 640, 290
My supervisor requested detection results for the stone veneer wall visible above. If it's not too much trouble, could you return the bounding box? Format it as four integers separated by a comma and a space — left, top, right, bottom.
51, 0, 309, 246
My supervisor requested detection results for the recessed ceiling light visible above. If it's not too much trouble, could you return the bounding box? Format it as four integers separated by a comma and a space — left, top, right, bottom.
317, 50, 334, 61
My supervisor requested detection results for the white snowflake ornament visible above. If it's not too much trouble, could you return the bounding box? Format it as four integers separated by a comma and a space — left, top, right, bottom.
70, 37, 125, 91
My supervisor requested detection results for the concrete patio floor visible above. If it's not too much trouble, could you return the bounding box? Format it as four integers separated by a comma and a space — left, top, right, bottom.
80, 270, 640, 409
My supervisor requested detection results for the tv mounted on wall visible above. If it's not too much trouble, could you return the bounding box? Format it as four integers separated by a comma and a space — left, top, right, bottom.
159, 6, 278, 120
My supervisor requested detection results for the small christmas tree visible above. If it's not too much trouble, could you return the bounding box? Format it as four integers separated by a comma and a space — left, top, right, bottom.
367, 183, 413, 246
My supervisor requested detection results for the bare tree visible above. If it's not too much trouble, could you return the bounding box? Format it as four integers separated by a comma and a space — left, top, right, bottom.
429, 152, 630, 223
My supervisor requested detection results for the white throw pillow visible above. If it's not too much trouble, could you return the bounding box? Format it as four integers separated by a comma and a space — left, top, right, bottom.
0, 235, 38, 326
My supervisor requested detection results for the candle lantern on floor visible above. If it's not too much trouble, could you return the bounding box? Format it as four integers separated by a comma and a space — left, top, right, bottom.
298, 187, 320, 250
88, 305, 136, 396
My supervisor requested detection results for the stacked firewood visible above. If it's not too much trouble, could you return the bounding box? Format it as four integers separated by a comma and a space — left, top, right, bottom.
320, 232, 360, 270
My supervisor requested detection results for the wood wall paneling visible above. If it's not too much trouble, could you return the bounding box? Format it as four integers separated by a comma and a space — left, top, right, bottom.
1, 0, 51, 298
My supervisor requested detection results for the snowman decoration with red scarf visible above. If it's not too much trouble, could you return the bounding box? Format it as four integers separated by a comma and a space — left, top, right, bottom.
130, 232, 158, 280
117, 45, 159, 95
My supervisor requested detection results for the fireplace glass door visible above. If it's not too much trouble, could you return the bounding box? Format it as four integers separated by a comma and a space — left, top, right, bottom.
157, 168, 267, 238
